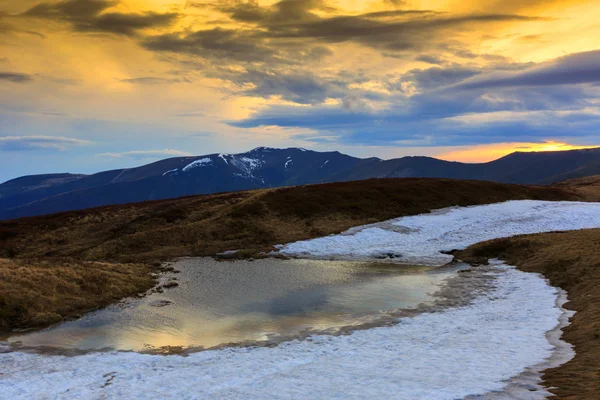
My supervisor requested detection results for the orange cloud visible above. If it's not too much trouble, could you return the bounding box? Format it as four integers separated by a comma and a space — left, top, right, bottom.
437, 141, 597, 163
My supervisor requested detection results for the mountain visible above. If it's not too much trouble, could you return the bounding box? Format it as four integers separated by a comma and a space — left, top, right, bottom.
2, 146, 600, 220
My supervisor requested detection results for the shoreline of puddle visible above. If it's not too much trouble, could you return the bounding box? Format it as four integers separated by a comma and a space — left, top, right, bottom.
1, 256, 498, 357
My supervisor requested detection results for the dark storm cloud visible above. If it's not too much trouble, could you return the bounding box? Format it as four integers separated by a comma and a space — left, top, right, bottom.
0, 72, 34, 83
454, 50, 600, 90
22, 0, 179, 36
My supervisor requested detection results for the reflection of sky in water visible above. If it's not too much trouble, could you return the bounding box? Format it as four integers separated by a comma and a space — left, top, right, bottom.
7, 258, 463, 352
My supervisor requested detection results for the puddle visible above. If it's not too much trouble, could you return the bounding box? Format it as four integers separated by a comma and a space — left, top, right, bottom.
4, 258, 467, 353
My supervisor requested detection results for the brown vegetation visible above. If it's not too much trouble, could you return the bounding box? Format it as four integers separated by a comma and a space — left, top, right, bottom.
555, 174, 600, 201
0, 258, 153, 331
0, 177, 589, 332
456, 230, 600, 399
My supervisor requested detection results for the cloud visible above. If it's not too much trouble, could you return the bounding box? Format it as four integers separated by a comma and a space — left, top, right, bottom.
415, 54, 446, 65
98, 149, 193, 159
229, 73, 600, 148
454, 50, 600, 90
137, 1, 544, 105
119, 76, 189, 85
0, 135, 92, 151
23, 0, 179, 36
237, 69, 345, 104
214, 0, 334, 24
142, 28, 279, 62
0, 72, 34, 83
397, 65, 482, 92
151, 5, 542, 59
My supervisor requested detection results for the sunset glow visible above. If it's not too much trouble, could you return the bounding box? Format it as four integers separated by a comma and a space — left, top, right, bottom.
1, 0, 600, 179
438, 141, 597, 163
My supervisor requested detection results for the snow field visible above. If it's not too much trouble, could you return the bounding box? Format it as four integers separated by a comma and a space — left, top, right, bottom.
279, 200, 600, 265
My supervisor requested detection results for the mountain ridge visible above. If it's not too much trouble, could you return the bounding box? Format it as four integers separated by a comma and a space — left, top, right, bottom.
2, 146, 600, 220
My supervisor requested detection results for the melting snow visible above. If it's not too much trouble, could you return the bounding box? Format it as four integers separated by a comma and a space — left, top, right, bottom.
182, 158, 212, 172
2, 200, 597, 399
279, 200, 600, 265
0, 263, 567, 399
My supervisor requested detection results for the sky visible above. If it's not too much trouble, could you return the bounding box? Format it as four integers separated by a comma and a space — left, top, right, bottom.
1, 0, 600, 182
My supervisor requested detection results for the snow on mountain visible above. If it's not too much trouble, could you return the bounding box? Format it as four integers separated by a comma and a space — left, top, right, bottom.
230, 155, 264, 178
182, 158, 212, 172
162, 169, 178, 177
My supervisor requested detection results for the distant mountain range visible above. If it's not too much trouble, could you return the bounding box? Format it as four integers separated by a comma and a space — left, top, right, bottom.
2, 146, 600, 220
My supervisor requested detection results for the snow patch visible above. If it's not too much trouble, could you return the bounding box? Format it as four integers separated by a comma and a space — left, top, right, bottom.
162, 169, 178, 177
279, 200, 600, 264
321, 160, 329, 168
182, 158, 212, 172
285, 159, 293, 169
230, 155, 264, 178
218, 154, 229, 164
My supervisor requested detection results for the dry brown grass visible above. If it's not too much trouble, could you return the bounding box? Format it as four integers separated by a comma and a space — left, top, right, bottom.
0, 258, 154, 331
0, 177, 587, 331
555, 175, 600, 201
456, 230, 600, 400
0, 178, 578, 264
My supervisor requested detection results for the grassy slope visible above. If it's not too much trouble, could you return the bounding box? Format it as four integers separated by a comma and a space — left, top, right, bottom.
0, 258, 154, 329
0, 178, 579, 331
456, 230, 600, 400
0, 178, 579, 263
554, 174, 600, 201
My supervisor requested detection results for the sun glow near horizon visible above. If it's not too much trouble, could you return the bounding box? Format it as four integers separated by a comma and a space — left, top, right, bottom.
437, 141, 598, 163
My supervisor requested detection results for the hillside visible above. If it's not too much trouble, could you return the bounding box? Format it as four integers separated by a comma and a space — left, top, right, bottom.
457, 229, 600, 399
0, 178, 583, 331
554, 175, 600, 199
3, 147, 600, 220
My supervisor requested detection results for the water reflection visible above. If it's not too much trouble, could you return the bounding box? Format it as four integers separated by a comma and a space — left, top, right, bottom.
7, 258, 464, 353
